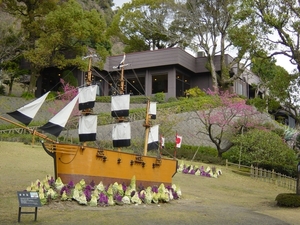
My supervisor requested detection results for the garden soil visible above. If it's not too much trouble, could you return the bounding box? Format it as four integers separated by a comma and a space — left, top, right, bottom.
0, 141, 300, 225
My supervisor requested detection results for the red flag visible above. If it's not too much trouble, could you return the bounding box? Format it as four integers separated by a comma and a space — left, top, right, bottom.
175, 135, 182, 148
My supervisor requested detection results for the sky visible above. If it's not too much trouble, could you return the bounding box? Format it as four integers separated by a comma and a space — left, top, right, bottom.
112, 0, 296, 73
113, 0, 129, 8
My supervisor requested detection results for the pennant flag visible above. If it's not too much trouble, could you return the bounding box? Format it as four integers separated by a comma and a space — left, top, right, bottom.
7, 91, 50, 126
78, 115, 97, 142
148, 125, 159, 151
176, 134, 182, 148
113, 54, 128, 69
39, 95, 79, 137
148, 102, 157, 119
111, 94, 130, 117
78, 85, 97, 110
112, 122, 131, 147
160, 135, 165, 149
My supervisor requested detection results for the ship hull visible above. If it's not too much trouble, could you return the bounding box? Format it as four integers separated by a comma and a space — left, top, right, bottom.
42, 142, 177, 187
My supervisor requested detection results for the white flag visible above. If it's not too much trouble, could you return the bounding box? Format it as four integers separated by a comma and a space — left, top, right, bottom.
176, 135, 182, 148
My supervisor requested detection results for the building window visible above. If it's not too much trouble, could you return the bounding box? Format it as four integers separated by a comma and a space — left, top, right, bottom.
152, 74, 168, 94
176, 73, 190, 97
127, 77, 145, 95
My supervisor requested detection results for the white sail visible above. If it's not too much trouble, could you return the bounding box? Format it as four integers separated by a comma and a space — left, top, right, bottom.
148, 124, 159, 151
111, 94, 130, 117
148, 102, 157, 119
7, 91, 50, 125
39, 95, 79, 137
112, 122, 131, 147
78, 85, 97, 110
78, 115, 97, 142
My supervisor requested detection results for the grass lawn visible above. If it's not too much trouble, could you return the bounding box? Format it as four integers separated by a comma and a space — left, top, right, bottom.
0, 141, 299, 225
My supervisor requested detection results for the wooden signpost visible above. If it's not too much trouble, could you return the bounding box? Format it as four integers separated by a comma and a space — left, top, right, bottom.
17, 191, 41, 222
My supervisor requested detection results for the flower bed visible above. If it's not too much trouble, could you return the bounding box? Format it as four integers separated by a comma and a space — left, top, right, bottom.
25, 175, 182, 207
177, 161, 222, 178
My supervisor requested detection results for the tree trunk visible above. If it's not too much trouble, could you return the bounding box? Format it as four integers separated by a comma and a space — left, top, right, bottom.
28, 70, 39, 95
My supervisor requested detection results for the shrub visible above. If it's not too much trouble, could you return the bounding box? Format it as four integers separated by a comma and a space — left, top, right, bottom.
184, 87, 206, 98
164, 143, 218, 162
0, 85, 5, 95
21, 91, 35, 100
154, 92, 165, 103
46, 91, 58, 100
96, 96, 111, 103
275, 193, 300, 207
167, 97, 178, 102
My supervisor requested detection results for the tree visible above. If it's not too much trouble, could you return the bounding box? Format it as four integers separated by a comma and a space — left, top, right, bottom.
249, 0, 300, 73
0, 9, 24, 63
1, 0, 60, 92
176, 0, 262, 91
23, 0, 111, 72
109, 0, 191, 53
1, 0, 111, 94
193, 91, 260, 157
0, 59, 28, 95
250, 52, 300, 124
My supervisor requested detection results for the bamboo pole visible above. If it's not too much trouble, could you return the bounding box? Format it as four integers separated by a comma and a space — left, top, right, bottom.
143, 100, 151, 156
0, 116, 56, 143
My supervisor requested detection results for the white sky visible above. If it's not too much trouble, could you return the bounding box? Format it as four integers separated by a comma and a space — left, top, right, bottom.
112, 0, 297, 73
113, 0, 129, 8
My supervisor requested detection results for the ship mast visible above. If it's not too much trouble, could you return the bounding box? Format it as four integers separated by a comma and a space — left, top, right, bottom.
82, 54, 96, 114
143, 100, 151, 156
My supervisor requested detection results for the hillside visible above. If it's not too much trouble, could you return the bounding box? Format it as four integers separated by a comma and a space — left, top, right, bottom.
0, 88, 276, 150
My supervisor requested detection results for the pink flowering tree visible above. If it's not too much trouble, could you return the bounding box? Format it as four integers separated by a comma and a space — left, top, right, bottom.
48, 79, 79, 135
195, 90, 261, 157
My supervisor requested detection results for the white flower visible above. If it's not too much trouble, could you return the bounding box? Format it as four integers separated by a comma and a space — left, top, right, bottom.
122, 196, 131, 205
205, 166, 211, 173
73, 189, 80, 201
131, 192, 142, 204
108, 195, 115, 206
96, 181, 105, 192
47, 188, 57, 199
89, 195, 98, 207
55, 177, 64, 191
78, 194, 87, 205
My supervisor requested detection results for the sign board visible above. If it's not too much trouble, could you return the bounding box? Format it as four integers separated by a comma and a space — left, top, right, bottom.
17, 191, 41, 222
17, 191, 41, 207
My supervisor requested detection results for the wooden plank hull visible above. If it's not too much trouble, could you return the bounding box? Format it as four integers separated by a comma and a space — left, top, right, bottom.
42, 143, 177, 187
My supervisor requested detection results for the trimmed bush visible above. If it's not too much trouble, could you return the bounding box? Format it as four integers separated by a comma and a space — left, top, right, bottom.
164, 143, 219, 162
275, 193, 300, 207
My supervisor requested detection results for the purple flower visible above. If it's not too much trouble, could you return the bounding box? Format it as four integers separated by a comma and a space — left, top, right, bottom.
173, 191, 179, 199
114, 193, 123, 202
48, 176, 55, 187
67, 181, 74, 189
183, 168, 189, 174
122, 183, 127, 191
84, 186, 92, 202
130, 190, 136, 198
89, 180, 95, 188
138, 191, 145, 201
189, 169, 195, 174
99, 192, 108, 205
152, 186, 158, 193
